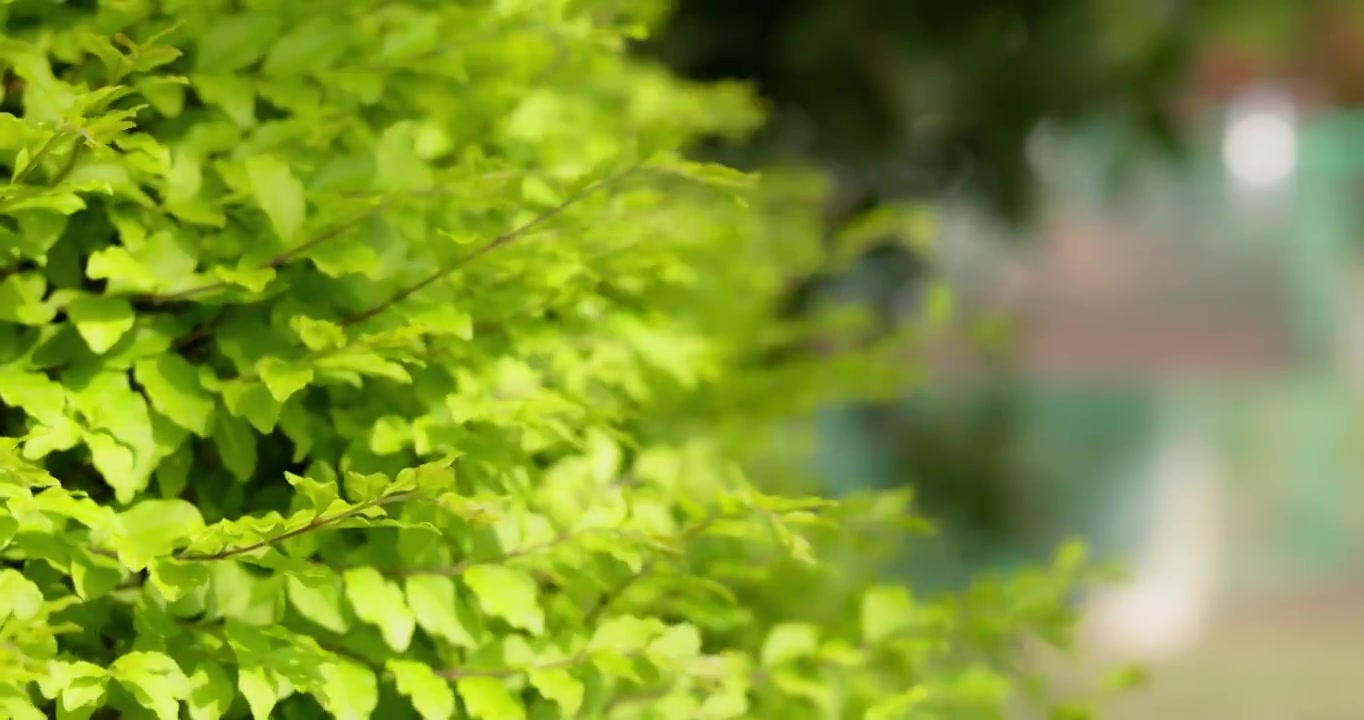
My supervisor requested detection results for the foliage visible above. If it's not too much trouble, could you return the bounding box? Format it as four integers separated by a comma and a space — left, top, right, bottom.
648, 0, 1202, 223
1, 1, 1100, 719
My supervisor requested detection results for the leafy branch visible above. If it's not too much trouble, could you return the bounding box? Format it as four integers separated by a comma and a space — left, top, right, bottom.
585, 511, 725, 623
343, 162, 642, 326
10, 129, 69, 185
173, 491, 416, 562
140, 202, 387, 306
437, 653, 584, 681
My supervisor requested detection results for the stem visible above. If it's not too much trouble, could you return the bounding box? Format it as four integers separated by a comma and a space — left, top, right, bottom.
11, 129, 68, 185
140, 204, 384, 305
175, 492, 414, 562
437, 654, 584, 680
344, 164, 640, 326
583, 513, 720, 623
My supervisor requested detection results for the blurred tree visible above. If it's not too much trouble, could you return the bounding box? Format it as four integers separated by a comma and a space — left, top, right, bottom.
640, 0, 1227, 589
645, 0, 1200, 225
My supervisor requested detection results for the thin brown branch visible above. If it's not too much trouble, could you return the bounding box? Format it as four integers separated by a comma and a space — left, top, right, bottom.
140, 204, 384, 305
583, 513, 720, 623
394, 526, 653, 578
175, 492, 414, 562
342, 164, 641, 327
12, 129, 68, 185
437, 654, 583, 681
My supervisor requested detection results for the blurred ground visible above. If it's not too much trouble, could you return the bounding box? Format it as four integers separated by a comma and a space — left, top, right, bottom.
1070, 581, 1364, 719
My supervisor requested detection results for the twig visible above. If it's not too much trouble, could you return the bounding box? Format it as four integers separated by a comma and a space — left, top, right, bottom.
343, 164, 641, 326
437, 654, 583, 681
174, 492, 414, 562
11, 129, 67, 185
139, 203, 385, 305
583, 513, 720, 623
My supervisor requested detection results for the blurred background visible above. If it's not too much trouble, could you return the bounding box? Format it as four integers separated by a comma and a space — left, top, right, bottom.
644, 0, 1364, 717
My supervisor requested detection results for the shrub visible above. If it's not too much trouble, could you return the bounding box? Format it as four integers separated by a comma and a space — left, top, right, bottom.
1, 1, 1097, 719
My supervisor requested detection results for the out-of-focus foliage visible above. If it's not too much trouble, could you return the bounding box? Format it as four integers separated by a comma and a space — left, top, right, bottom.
0, 0, 1111, 718
647, 0, 1201, 223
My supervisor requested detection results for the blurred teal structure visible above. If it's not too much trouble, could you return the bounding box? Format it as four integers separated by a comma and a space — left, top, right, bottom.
815, 100, 1364, 595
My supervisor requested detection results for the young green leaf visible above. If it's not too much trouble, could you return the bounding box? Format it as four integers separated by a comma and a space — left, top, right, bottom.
463, 565, 545, 636
318, 657, 379, 720
211, 412, 258, 482
236, 666, 282, 720
405, 574, 478, 647
389, 660, 457, 720
244, 155, 306, 241
286, 571, 350, 634
185, 660, 234, 720
456, 677, 525, 720
133, 354, 216, 436
55, 662, 109, 720
760, 622, 819, 667
108, 651, 191, 720
527, 667, 584, 716
0, 569, 44, 624
344, 566, 416, 651
65, 295, 135, 354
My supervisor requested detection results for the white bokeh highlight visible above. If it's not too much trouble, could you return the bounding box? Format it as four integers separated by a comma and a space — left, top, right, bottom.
1222, 96, 1299, 189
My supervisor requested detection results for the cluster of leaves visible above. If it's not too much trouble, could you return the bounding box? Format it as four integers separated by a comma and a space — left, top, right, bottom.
1, 1, 1104, 718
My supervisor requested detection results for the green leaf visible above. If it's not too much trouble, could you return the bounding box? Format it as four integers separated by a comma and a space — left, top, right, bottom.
192, 72, 256, 126
318, 657, 379, 720
285, 470, 340, 512
214, 264, 275, 293
221, 380, 279, 434
56, 662, 109, 720
1102, 664, 1150, 692
864, 687, 929, 720
645, 623, 702, 668
456, 677, 525, 720
148, 557, 211, 602
236, 666, 282, 720
0, 273, 56, 325
343, 470, 389, 504
0, 512, 16, 550
377, 122, 435, 191
258, 357, 314, 403
264, 17, 347, 78
244, 155, 306, 241
286, 572, 349, 634
70, 550, 125, 601
861, 585, 915, 644
760, 622, 819, 667
109, 651, 191, 720
194, 13, 280, 73
66, 295, 135, 354
134, 354, 215, 436
527, 667, 583, 716
463, 565, 544, 636
83, 435, 135, 501
389, 660, 456, 720
185, 661, 234, 720
406, 574, 477, 647
0, 368, 66, 424
697, 684, 749, 719
0, 569, 44, 623
0, 695, 44, 720
589, 615, 662, 655
370, 415, 410, 455
212, 412, 258, 482
344, 566, 415, 651
112, 499, 205, 571
291, 316, 347, 351
139, 75, 189, 118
